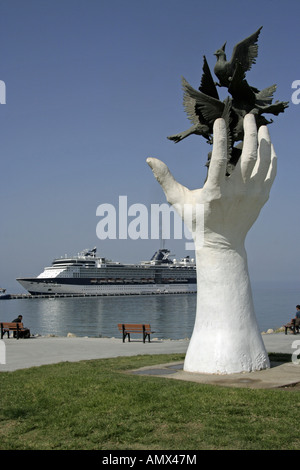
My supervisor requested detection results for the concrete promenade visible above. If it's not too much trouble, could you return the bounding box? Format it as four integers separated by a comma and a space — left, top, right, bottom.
0, 333, 299, 389
0, 335, 189, 372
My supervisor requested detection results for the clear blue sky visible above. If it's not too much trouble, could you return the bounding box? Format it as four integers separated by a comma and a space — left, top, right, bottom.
0, 0, 299, 292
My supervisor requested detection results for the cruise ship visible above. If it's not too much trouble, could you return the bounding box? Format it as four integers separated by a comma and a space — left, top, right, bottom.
17, 248, 197, 296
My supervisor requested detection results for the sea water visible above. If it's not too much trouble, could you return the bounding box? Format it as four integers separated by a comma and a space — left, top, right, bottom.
0, 281, 298, 339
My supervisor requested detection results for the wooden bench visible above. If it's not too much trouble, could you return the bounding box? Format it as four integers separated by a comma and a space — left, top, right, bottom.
284, 318, 300, 335
0, 322, 26, 339
118, 323, 154, 343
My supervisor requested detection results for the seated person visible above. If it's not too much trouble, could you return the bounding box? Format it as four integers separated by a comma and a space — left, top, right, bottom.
284, 306, 300, 334
295, 306, 300, 333
12, 315, 31, 338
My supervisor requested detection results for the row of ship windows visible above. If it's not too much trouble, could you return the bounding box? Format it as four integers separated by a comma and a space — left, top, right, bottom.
71, 273, 193, 279
71, 270, 195, 277
71, 275, 191, 281
64, 267, 195, 273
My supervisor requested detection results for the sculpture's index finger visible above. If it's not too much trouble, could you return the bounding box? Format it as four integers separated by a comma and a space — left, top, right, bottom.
206, 118, 227, 188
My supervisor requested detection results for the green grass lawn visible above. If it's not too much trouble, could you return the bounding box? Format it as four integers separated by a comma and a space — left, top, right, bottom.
0, 353, 299, 450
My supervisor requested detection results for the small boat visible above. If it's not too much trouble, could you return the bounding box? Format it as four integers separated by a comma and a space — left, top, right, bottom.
0, 288, 11, 300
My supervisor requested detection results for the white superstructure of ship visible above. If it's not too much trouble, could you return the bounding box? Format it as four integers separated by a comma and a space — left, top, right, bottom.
17, 247, 197, 296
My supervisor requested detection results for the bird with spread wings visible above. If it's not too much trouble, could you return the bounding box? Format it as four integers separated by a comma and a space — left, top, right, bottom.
213, 26, 262, 88
167, 56, 219, 144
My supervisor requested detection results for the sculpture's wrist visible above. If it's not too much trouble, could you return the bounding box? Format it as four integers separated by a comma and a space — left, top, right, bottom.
196, 229, 247, 254
194, 245, 251, 311
195, 245, 248, 276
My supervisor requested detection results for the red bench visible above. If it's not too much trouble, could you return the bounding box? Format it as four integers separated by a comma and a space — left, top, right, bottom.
118, 323, 154, 343
0, 322, 26, 339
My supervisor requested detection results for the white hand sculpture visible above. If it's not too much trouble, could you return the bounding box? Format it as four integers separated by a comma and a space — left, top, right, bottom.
147, 114, 277, 374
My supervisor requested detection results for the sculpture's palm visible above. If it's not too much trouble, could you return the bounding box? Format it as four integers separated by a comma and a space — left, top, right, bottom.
147, 115, 276, 250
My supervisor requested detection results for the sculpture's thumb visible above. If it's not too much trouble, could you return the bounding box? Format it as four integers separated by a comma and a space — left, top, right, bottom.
146, 157, 188, 206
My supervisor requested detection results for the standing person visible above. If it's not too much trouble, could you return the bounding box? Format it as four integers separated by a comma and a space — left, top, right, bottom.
12, 315, 31, 338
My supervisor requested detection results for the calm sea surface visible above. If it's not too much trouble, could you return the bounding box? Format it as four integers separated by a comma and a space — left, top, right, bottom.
0, 281, 299, 339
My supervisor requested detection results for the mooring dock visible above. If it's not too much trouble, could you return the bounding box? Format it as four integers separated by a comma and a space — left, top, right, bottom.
1, 291, 196, 300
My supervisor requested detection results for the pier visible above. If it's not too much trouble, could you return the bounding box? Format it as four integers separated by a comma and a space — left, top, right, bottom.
1, 291, 196, 300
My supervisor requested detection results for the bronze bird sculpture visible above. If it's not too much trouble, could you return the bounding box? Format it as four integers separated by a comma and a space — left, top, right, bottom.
227, 60, 289, 118
214, 26, 263, 87
168, 73, 241, 175
167, 56, 218, 144
167, 27, 289, 177
167, 56, 247, 175
167, 79, 212, 144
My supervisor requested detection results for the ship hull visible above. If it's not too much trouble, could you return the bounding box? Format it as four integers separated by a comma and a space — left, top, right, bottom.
17, 278, 197, 296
